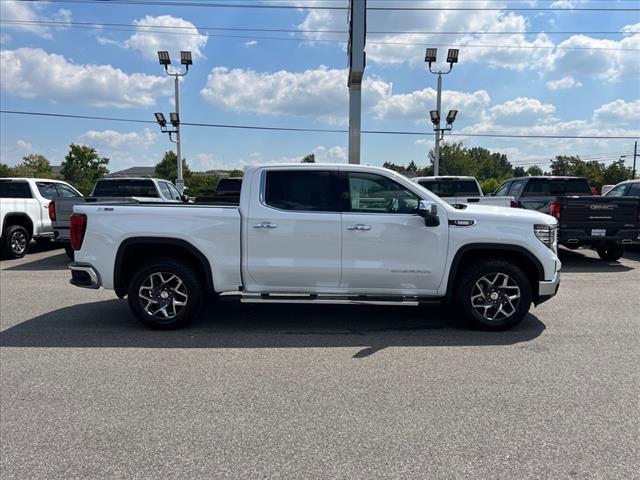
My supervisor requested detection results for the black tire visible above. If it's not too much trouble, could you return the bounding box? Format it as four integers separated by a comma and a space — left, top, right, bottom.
64, 245, 75, 259
127, 258, 203, 330
2, 225, 30, 259
596, 244, 624, 261
455, 259, 533, 331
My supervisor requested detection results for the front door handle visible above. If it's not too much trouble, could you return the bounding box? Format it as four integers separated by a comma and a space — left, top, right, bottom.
253, 222, 277, 229
346, 224, 371, 231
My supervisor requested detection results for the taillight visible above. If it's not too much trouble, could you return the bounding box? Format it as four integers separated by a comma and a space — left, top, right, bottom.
549, 201, 561, 219
69, 213, 87, 251
48, 201, 56, 221
510, 200, 519, 208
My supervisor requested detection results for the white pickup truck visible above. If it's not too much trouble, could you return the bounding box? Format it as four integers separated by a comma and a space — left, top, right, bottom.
412, 176, 515, 207
68, 164, 561, 331
0, 177, 81, 258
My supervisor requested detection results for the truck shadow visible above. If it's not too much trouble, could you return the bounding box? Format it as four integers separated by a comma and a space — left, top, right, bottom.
0, 299, 546, 358
558, 249, 634, 273
3, 251, 69, 271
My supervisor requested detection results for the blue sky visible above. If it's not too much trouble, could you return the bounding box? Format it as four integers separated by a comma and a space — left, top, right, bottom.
1, 0, 639, 173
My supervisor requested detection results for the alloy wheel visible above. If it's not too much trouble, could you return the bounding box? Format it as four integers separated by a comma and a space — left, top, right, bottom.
470, 272, 521, 322
138, 272, 189, 320
10, 231, 27, 255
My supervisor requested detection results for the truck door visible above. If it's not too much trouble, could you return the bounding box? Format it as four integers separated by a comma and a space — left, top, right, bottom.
245, 169, 342, 290
340, 171, 449, 294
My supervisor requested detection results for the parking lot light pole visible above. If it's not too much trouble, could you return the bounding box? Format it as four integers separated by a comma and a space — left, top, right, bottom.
425, 48, 459, 176
157, 50, 192, 193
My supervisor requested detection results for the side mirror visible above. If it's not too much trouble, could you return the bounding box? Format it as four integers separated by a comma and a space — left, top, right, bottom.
417, 200, 440, 227
180, 194, 189, 203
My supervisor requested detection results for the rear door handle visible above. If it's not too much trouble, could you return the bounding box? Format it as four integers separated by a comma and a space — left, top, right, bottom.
253, 222, 277, 229
346, 224, 371, 231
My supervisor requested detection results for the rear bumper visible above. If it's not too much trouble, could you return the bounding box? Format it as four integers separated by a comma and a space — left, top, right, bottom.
537, 271, 560, 305
69, 262, 101, 289
559, 228, 640, 246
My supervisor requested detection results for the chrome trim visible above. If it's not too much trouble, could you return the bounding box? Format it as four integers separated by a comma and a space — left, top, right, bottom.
538, 271, 560, 297
69, 262, 101, 289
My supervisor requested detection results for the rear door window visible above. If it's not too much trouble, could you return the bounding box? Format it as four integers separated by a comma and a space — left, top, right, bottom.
494, 182, 511, 197
0, 181, 32, 198
628, 183, 640, 196
36, 182, 59, 200
264, 171, 336, 212
56, 184, 81, 198
508, 180, 526, 197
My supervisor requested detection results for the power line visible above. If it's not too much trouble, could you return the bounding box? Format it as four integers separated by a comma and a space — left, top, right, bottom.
9, 0, 640, 11
4, 21, 636, 52
1, 110, 638, 140
3, 19, 633, 37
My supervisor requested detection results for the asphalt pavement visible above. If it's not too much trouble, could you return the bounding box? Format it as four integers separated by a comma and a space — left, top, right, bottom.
1, 244, 639, 479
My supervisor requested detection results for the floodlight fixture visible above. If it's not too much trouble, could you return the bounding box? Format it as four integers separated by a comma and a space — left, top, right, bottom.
180, 51, 193, 66
430, 110, 440, 125
157, 51, 171, 67
170, 112, 180, 127
446, 48, 459, 65
446, 110, 458, 125
154, 112, 167, 127
425, 48, 437, 66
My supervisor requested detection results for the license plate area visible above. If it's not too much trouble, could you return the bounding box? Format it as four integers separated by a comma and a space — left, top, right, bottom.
591, 229, 606, 237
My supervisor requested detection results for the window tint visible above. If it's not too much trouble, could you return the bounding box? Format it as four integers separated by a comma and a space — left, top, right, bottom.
92, 180, 159, 197
509, 180, 526, 197
158, 182, 172, 199
605, 184, 629, 197
36, 182, 59, 200
349, 172, 418, 214
523, 178, 591, 196
56, 184, 80, 198
0, 181, 32, 199
264, 171, 335, 211
628, 183, 640, 196
418, 180, 455, 197
456, 180, 480, 196
216, 178, 242, 196
494, 182, 511, 197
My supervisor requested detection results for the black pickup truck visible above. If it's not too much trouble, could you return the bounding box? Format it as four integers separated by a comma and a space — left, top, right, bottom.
494, 176, 640, 261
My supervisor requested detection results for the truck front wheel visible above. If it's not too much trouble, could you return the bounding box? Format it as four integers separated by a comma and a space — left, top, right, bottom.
456, 260, 533, 331
2, 225, 30, 259
595, 244, 624, 261
127, 258, 203, 329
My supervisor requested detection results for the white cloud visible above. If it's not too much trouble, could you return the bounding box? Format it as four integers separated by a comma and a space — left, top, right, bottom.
0, 139, 35, 166
79, 129, 158, 150
592, 99, 640, 126
546, 76, 582, 90
244, 40, 258, 48
0, 1, 71, 38
122, 15, 208, 61
0, 48, 172, 108
489, 97, 556, 125
201, 66, 390, 125
373, 88, 491, 123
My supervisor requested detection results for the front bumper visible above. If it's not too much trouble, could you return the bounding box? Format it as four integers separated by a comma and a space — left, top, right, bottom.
69, 262, 101, 289
537, 271, 560, 304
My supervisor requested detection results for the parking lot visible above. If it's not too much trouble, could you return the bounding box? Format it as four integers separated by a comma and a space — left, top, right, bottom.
1, 245, 639, 479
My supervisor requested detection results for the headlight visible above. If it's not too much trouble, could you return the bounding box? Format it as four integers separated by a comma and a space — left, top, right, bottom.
534, 224, 558, 254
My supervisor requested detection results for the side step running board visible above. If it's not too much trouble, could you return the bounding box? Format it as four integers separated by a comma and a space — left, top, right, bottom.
239, 294, 441, 307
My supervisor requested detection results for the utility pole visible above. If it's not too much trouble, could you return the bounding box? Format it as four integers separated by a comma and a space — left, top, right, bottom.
425, 48, 459, 176
633, 141, 638, 179
348, 0, 366, 164
156, 50, 192, 193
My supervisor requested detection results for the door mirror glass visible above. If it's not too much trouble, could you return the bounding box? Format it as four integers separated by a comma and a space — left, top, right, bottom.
417, 200, 440, 226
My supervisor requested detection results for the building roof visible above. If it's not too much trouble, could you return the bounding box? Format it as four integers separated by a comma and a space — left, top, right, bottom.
106, 166, 156, 178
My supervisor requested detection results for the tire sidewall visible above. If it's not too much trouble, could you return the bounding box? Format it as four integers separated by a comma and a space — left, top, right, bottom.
596, 245, 624, 261
3, 226, 29, 259
457, 260, 533, 331
127, 259, 202, 329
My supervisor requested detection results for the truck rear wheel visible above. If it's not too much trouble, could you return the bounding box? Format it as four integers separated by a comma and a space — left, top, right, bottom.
456, 260, 532, 331
127, 258, 202, 329
2, 225, 30, 259
595, 244, 624, 261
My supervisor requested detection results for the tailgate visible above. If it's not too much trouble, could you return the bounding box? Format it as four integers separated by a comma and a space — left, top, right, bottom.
559, 197, 639, 224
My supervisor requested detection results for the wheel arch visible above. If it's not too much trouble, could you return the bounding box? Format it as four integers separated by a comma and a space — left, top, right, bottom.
445, 243, 545, 304
2, 213, 34, 239
114, 237, 215, 298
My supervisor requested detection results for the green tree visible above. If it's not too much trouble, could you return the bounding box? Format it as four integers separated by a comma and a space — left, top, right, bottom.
480, 178, 501, 195
526, 165, 544, 176
228, 169, 244, 178
61, 144, 110, 195
155, 151, 191, 182
602, 159, 632, 186
185, 174, 220, 197
301, 153, 315, 163
14, 154, 55, 178
0, 163, 15, 177
513, 166, 526, 177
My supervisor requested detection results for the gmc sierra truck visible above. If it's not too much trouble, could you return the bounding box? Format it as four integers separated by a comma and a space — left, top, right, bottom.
68, 164, 561, 331
495, 176, 640, 260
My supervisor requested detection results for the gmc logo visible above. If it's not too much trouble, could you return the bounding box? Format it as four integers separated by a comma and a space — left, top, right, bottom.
589, 204, 615, 211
